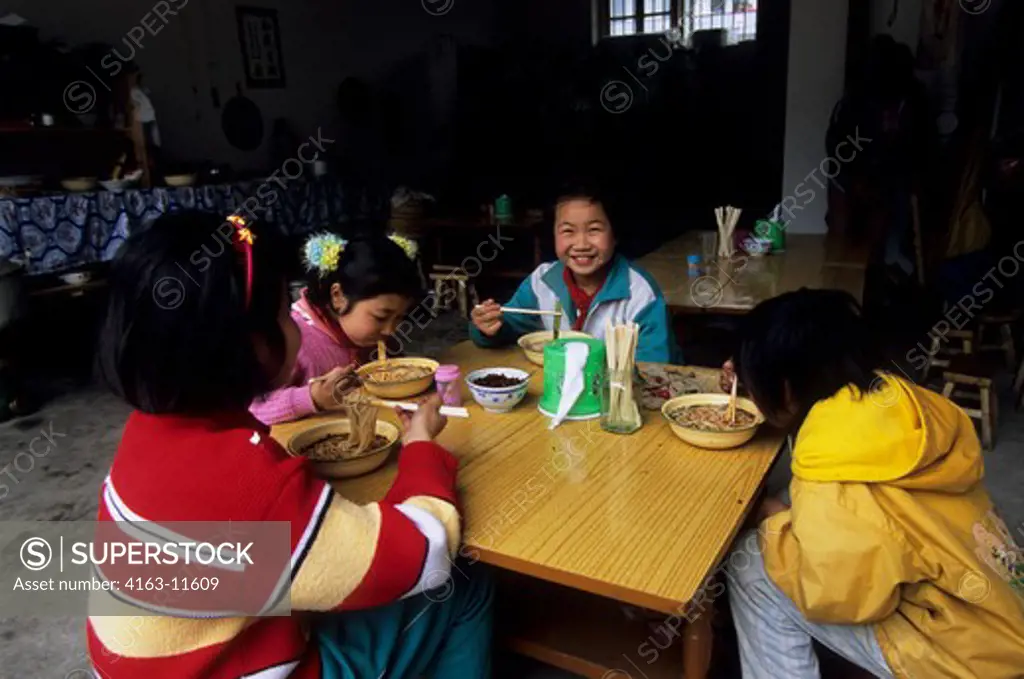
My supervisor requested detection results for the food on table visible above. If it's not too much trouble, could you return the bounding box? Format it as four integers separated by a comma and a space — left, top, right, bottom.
668, 404, 757, 432
302, 391, 382, 461
471, 373, 525, 388
522, 338, 550, 353
303, 434, 389, 460
637, 365, 701, 410
364, 365, 434, 383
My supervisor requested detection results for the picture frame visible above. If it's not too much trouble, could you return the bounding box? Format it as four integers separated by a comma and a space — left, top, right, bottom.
235, 6, 286, 89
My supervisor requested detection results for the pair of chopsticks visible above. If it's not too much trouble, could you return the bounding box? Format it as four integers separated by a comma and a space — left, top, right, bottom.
498, 306, 563, 317
308, 373, 363, 387
474, 304, 564, 318
368, 398, 469, 419
474, 302, 564, 340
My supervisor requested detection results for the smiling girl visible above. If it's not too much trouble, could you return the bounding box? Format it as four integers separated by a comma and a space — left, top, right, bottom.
250, 231, 422, 424
470, 182, 681, 363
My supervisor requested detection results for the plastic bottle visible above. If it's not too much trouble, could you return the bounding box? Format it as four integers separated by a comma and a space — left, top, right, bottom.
434, 365, 463, 406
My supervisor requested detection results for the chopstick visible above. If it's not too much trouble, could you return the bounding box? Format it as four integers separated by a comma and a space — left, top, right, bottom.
368, 399, 470, 419
498, 307, 564, 317
728, 375, 738, 424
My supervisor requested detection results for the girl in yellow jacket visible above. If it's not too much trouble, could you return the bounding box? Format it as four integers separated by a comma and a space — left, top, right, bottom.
725, 289, 1024, 679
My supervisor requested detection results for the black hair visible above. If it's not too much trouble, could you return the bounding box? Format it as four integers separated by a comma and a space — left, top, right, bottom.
98, 211, 290, 414
552, 178, 616, 232
304, 233, 423, 312
734, 289, 884, 424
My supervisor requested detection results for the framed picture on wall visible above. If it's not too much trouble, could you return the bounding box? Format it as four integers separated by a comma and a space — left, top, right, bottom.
236, 6, 286, 89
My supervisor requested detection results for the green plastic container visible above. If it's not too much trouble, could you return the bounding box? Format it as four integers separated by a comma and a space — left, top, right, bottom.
754, 219, 785, 253
495, 194, 513, 220
538, 338, 606, 421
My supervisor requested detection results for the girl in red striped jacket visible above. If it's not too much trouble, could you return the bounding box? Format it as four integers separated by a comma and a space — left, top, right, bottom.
92, 211, 492, 679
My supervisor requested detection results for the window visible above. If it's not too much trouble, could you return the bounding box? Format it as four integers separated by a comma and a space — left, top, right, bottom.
604, 0, 677, 38
685, 0, 757, 44
599, 0, 757, 45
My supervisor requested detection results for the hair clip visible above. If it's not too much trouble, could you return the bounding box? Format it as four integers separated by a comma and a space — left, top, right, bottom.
388, 233, 419, 260
304, 232, 347, 276
227, 215, 255, 308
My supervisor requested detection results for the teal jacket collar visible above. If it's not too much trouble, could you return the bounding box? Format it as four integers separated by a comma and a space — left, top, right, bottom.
540, 254, 632, 326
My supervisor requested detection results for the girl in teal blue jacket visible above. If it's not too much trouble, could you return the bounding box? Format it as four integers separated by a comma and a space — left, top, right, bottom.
470, 187, 682, 365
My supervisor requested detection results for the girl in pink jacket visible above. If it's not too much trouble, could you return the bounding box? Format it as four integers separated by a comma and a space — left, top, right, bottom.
250, 232, 421, 424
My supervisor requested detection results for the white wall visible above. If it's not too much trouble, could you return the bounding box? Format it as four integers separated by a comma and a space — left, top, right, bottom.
780, 0, 849, 233
8, 0, 497, 170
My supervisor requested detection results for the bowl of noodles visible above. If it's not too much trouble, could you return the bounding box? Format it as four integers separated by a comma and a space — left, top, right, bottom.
661, 394, 764, 450
287, 418, 400, 479
357, 357, 440, 399
517, 330, 592, 366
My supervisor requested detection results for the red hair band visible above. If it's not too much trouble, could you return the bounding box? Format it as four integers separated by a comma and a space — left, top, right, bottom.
226, 214, 255, 308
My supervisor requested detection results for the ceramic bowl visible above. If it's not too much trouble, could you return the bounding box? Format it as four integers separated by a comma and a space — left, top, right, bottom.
165, 174, 197, 187
287, 418, 400, 479
465, 367, 531, 413
59, 271, 93, 286
661, 393, 764, 450
357, 357, 439, 399
517, 330, 592, 366
60, 177, 98, 192
99, 179, 137, 192
743, 237, 772, 257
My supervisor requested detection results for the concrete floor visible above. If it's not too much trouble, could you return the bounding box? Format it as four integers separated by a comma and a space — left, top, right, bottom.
0, 310, 1021, 679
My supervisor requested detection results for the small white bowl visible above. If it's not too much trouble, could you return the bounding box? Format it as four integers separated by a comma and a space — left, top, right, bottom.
59, 271, 92, 286
60, 177, 98, 192
465, 367, 531, 413
165, 174, 197, 187
100, 179, 137, 192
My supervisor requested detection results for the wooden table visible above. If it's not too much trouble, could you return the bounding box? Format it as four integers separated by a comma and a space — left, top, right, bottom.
272, 343, 785, 678
637, 232, 869, 314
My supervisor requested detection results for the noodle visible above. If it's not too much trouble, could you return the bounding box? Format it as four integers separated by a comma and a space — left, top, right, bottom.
342, 392, 379, 455
365, 366, 433, 383
669, 404, 756, 432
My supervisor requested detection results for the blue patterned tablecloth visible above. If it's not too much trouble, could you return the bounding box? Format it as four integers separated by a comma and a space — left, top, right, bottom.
0, 177, 378, 275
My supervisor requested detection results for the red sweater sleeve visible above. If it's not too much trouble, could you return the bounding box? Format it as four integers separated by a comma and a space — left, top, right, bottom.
266, 440, 461, 612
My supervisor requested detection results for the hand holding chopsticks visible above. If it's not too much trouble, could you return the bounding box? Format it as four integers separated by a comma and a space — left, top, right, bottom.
308, 365, 361, 411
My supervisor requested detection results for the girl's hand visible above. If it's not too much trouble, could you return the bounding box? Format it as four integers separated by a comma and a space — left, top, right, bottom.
720, 359, 736, 393
756, 496, 790, 524
310, 365, 359, 411
396, 393, 448, 444
471, 299, 503, 337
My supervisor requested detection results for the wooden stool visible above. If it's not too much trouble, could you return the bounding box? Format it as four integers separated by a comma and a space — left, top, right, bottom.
941, 355, 998, 450
977, 310, 1020, 371
921, 330, 974, 384
430, 266, 478, 319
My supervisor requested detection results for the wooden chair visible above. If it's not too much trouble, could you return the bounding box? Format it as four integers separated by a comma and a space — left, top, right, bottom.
976, 309, 1020, 371
941, 354, 998, 450
429, 265, 478, 319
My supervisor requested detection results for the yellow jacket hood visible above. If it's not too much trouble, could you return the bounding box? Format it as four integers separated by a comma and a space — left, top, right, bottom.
760, 374, 1024, 678
793, 373, 983, 492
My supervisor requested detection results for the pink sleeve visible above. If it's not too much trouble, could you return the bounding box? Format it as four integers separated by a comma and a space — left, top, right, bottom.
250, 361, 318, 425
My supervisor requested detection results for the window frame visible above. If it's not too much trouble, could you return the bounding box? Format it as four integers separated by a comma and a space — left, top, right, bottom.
596, 0, 757, 44
597, 0, 679, 39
